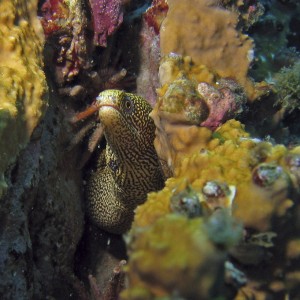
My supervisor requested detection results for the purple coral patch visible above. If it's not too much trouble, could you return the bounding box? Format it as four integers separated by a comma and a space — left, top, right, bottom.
89, 0, 123, 47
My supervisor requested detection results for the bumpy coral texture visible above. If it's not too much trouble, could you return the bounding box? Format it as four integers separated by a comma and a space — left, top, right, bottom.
152, 54, 246, 175
122, 215, 227, 300
160, 0, 255, 99
0, 0, 47, 196
123, 42, 300, 297
124, 119, 300, 299
135, 120, 293, 231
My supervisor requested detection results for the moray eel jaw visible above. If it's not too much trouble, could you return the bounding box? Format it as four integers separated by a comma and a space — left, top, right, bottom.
96, 90, 120, 128
97, 105, 120, 132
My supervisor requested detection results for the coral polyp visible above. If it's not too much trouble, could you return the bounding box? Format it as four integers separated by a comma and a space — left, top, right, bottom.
169, 186, 202, 218
200, 180, 236, 212
252, 163, 287, 187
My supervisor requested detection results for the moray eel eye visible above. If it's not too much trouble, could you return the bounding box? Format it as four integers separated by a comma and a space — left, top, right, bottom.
123, 96, 134, 114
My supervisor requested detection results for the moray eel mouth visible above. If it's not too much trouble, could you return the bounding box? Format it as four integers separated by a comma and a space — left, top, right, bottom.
98, 103, 119, 111
96, 93, 121, 118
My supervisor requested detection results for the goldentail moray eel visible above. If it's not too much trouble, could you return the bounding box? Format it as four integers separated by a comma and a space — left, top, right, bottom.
85, 90, 164, 234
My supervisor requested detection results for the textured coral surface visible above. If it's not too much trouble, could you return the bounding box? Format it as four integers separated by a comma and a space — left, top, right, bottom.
122, 215, 227, 299
0, 0, 47, 196
160, 0, 255, 98
124, 118, 300, 298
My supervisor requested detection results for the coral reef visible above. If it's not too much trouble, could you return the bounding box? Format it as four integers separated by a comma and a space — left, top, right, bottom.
122, 214, 232, 300
160, 0, 256, 99
134, 119, 296, 230
39, 0, 138, 103
123, 36, 300, 295
152, 54, 247, 175
123, 117, 300, 298
2, 0, 300, 299
0, 0, 47, 197
122, 1, 300, 296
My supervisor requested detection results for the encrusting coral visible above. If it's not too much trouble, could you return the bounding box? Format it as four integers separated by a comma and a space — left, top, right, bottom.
122, 214, 234, 300
160, 0, 256, 99
134, 119, 295, 231
152, 53, 247, 176
122, 116, 300, 298
0, 0, 47, 197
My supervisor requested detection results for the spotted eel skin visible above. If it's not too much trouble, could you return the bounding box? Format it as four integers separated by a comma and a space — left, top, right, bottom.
86, 90, 164, 234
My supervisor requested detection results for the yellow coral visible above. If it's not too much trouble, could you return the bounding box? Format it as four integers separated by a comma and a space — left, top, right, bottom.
160, 0, 256, 99
123, 215, 226, 300
0, 0, 47, 195
159, 54, 216, 88
128, 117, 298, 298
135, 120, 294, 231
